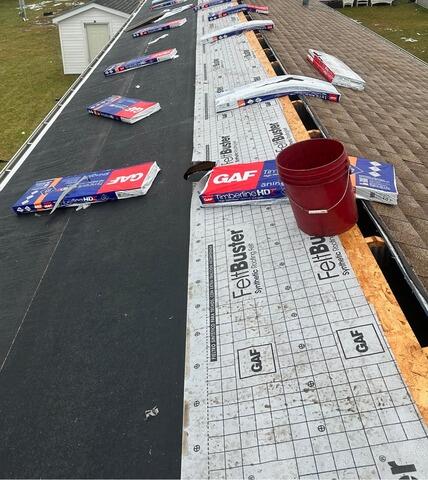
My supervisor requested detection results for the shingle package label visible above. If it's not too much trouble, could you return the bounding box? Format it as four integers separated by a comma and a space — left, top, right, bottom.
13, 163, 160, 214
208, 4, 268, 21
349, 156, 398, 205
199, 160, 286, 206
104, 48, 177, 76
193, 0, 232, 11
132, 18, 187, 37
87, 95, 161, 124
151, 0, 188, 10
182, 5, 428, 479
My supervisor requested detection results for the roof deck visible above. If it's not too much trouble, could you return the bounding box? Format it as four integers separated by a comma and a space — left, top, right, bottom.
0, 0, 427, 477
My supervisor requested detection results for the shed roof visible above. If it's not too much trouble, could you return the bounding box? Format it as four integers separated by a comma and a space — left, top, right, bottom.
53, 0, 141, 21
252, 0, 428, 300
91, 0, 142, 14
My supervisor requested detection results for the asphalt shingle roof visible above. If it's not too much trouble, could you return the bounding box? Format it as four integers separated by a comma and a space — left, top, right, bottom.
92, 0, 141, 14
253, 0, 428, 296
56, 0, 141, 16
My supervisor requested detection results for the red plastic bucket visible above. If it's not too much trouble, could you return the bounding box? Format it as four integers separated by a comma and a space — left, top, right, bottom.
276, 138, 358, 236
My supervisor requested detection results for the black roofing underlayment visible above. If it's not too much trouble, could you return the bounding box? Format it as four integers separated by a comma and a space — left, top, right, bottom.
0, 3, 195, 478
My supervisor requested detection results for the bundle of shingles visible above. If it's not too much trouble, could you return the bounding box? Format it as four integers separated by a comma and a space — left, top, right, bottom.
307, 49, 366, 91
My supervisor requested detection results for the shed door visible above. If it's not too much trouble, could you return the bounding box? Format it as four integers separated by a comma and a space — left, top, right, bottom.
85, 23, 110, 62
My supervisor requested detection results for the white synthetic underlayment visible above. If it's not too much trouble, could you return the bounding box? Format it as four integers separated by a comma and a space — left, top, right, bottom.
181, 5, 428, 479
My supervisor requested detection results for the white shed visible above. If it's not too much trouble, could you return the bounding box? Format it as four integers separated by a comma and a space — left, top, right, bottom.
53, 0, 140, 74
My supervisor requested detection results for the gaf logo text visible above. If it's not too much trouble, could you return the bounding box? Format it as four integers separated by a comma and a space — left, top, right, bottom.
107, 173, 144, 185
213, 170, 257, 184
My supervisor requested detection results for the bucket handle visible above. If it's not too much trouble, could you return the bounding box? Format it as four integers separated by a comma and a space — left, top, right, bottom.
287, 171, 351, 215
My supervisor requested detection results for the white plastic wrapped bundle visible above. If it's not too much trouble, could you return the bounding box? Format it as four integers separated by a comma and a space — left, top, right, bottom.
307, 49, 365, 91
201, 20, 274, 44
215, 75, 341, 112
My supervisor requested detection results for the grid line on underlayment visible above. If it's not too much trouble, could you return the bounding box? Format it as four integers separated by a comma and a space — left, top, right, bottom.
226, 208, 244, 478
332, 367, 384, 480
296, 283, 361, 477
229, 35, 266, 163
200, 207, 210, 474
280, 206, 364, 474
278, 207, 376, 479
358, 361, 426, 445
240, 207, 293, 470
204, 207, 212, 476
335, 275, 426, 443
271, 207, 330, 478
229, 212, 262, 474
258, 206, 303, 472
227, 207, 276, 471
250, 384, 263, 470
339, 282, 392, 457
263, 207, 302, 471
212, 208, 227, 474
205, 384, 417, 419
236, 212, 281, 464
228, 284, 264, 471
204, 380, 418, 404
224, 216, 246, 478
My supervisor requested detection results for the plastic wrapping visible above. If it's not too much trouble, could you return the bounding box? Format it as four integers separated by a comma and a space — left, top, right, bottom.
208, 4, 268, 21
215, 75, 340, 112
193, 0, 232, 11
13, 163, 161, 214
201, 20, 273, 43
87, 96, 161, 123
132, 18, 187, 37
151, 0, 188, 10
307, 49, 365, 90
104, 48, 177, 76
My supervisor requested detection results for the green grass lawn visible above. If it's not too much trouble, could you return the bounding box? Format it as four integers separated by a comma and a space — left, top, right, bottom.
0, 0, 79, 166
338, 0, 428, 62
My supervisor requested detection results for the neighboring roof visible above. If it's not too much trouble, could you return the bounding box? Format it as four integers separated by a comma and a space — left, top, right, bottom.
253, 0, 428, 297
53, 0, 141, 22
92, 0, 142, 14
